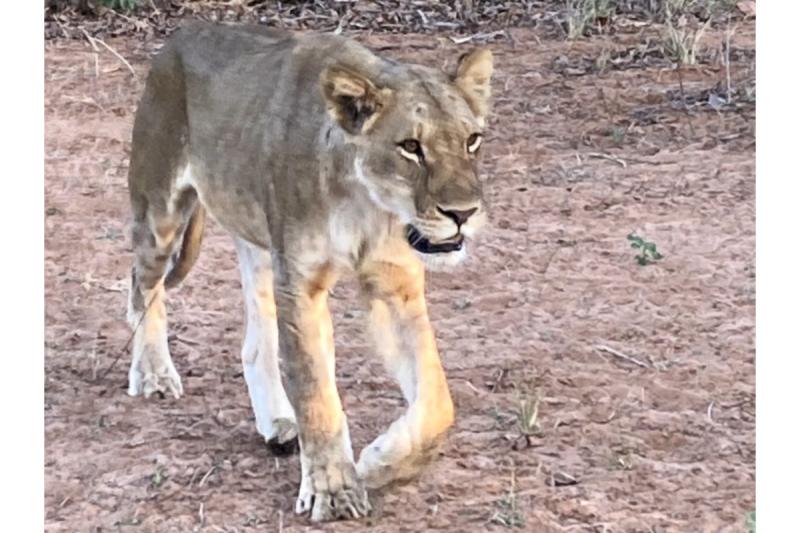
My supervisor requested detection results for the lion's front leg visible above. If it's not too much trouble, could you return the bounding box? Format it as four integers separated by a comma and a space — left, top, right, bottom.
356, 255, 455, 489
274, 265, 370, 521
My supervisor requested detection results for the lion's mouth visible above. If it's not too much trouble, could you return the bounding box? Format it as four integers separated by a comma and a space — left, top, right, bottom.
405, 225, 464, 254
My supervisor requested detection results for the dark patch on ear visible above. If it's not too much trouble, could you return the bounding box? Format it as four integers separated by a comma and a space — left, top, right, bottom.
340, 95, 378, 133
320, 65, 391, 135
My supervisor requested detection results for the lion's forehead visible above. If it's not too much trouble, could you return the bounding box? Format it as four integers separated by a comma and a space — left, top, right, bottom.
393, 79, 479, 130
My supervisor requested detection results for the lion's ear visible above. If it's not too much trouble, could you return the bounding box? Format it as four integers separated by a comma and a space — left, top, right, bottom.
320, 66, 392, 135
453, 48, 493, 122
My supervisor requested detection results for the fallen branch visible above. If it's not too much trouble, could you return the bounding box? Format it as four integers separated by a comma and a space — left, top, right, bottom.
449, 30, 507, 45
676, 63, 697, 138
595, 344, 650, 369
80, 28, 100, 78
81, 28, 137, 80
586, 152, 627, 168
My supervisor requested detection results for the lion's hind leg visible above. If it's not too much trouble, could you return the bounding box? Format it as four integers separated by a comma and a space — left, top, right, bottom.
127, 181, 198, 399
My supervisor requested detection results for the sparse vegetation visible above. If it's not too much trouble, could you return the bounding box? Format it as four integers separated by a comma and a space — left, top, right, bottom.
746, 511, 755, 533
150, 466, 167, 488
565, 0, 615, 39
608, 125, 627, 146
489, 470, 525, 529
610, 451, 635, 470
661, 7, 711, 65
98, 0, 140, 10
627, 233, 665, 266
514, 388, 542, 447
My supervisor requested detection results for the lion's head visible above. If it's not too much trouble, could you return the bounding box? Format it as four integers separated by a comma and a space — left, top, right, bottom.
320, 48, 493, 270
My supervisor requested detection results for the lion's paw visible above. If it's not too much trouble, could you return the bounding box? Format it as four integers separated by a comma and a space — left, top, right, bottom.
128, 346, 183, 399
265, 417, 299, 456
356, 417, 443, 489
295, 460, 371, 522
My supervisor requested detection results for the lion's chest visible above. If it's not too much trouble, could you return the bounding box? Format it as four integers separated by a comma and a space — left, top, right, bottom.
326, 196, 395, 270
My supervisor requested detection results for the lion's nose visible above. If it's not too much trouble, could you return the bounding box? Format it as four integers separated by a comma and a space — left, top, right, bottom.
437, 206, 478, 227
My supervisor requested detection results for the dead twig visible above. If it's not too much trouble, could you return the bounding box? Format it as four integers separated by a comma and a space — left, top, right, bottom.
449, 30, 507, 45
595, 344, 650, 369
198, 465, 217, 487
93, 37, 138, 79
81, 28, 137, 79
80, 28, 100, 79
724, 19, 737, 102
62, 95, 107, 113
98, 290, 157, 385
676, 64, 697, 138
586, 152, 627, 168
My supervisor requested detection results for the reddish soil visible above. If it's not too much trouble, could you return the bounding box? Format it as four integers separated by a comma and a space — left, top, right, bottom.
45, 23, 755, 533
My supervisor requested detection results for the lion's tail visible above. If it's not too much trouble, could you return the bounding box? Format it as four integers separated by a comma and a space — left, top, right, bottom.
164, 204, 206, 289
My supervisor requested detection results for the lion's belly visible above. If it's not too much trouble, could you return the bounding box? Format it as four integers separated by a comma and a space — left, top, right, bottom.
176, 162, 272, 249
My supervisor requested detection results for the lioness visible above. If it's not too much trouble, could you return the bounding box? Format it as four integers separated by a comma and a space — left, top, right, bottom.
126, 22, 492, 521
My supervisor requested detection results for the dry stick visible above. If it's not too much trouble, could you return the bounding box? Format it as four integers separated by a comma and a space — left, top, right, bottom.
449, 30, 507, 44
98, 290, 158, 384
595, 344, 650, 369
80, 28, 100, 79
198, 465, 217, 488
586, 152, 627, 168
676, 62, 697, 138
53, 16, 70, 40
93, 37, 138, 79
725, 19, 737, 102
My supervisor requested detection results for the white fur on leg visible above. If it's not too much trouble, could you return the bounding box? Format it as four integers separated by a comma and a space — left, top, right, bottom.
356, 404, 441, 489
295, 441, 314, 515
241, 328, 296, 443
236, 239, 297, 444
127, 283, 183, 399
368, 299, 416, 403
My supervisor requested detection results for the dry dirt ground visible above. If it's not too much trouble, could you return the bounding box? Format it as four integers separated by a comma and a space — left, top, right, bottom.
45, 22, 755, 533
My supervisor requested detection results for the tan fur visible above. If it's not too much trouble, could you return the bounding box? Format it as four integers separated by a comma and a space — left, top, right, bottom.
125, 22, 493, 522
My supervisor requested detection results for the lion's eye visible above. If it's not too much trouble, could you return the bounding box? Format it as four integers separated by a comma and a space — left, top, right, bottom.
398, 139, 424, 163
467, 133, 483, 154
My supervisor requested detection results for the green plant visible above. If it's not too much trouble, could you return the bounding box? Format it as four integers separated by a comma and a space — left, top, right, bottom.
98, 0, 140, 10
661, 8, 710, 65
565, 0, 615, 39
150, 466, 167, 488
659, 0, 738, 20
609, 451, 634, 470
608, 125, 626, 146
627, 233, 665, 265
489, 470, 525, 528
746, 511, 755, 533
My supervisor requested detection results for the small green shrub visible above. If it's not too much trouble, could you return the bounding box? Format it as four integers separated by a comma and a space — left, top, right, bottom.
627, 233, 665, 265
98, 0, 141, 11
565, 0, 615, 39
746, 511, 755, 533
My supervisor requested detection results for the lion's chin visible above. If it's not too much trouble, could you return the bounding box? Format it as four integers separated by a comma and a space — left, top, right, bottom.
414, 246, 468, 272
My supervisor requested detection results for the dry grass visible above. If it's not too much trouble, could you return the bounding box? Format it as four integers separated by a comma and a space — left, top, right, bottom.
489, 469, 525, 529
565, 0, 614, 39
661, 9, 711, 65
